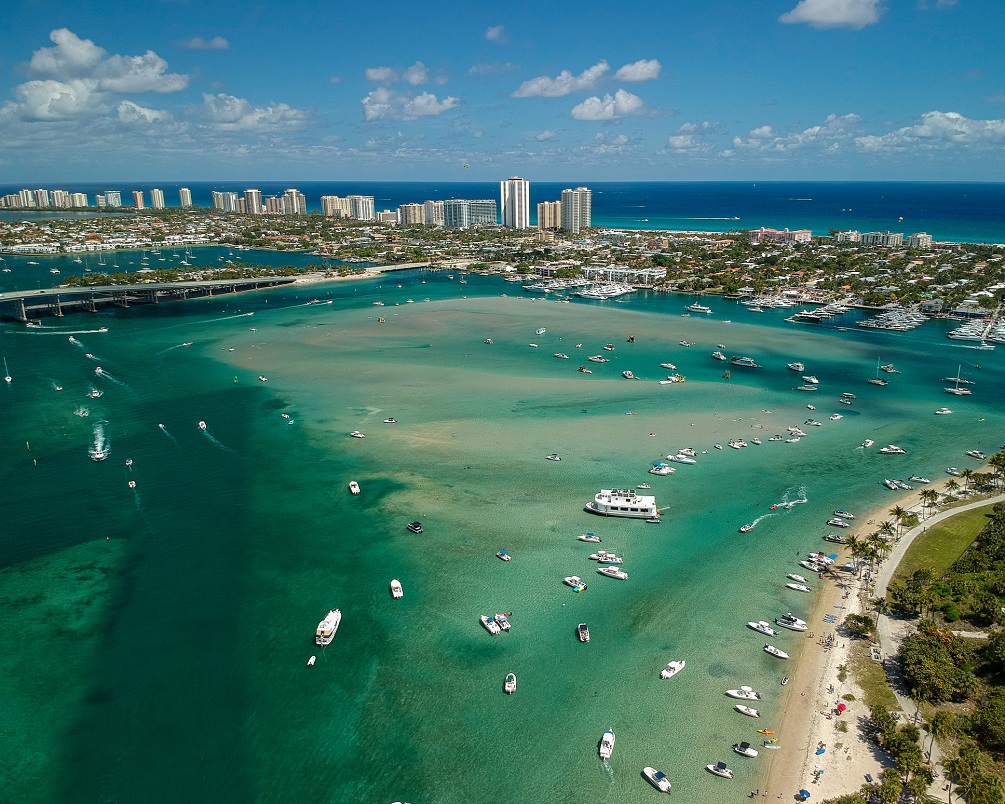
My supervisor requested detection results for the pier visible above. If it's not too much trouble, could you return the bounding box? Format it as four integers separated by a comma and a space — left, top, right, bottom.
0, 277, 297, 322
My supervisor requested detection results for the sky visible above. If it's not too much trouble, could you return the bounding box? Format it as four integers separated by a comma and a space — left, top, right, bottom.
1, 0, 1004, 183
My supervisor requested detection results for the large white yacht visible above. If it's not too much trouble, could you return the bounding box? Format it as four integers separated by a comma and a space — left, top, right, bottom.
586, 489, 658, 519
315, 609, 342, 646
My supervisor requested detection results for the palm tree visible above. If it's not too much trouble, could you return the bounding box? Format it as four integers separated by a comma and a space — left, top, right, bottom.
890, 505, 908, 535
926, 710, 954, 760
920, 487, 939, 513
944, 478, 960, 497
987, 451, 1005, 489
960, 467, 973, 492
879, 519, 897, 538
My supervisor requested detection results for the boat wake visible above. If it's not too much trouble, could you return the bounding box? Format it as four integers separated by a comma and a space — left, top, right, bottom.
94, 366, 128, 389
200, 427, 236, 454
772, 486, 809, 510
157, 424, 178, 444
600, 759, 614, 781
90, 422, 109, 457
155, 343, 188, 356
17, 327, 110, 335
74, 405, 89, 417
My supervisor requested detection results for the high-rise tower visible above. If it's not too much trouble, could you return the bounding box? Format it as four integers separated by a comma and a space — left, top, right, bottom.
500, 177, 530, 229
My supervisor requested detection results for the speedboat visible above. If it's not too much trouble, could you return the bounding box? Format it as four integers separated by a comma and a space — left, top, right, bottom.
348, 480, 361, 495
739, 523, 756, 533
764, 644, 790, 659
880, 363, 899, 373
946, 467, 962, 476
383, 418, 397, 423
643, 766, 672, 793
750, 437, 761, 445
554, 353, 569, 359
504, 672, 517, 694
862, 439, 875, 448
307, 655, 316, 667
622, 370, 635, 379
879, 444, 906, 454
390, 579, 403, 599
258, 375, 268, 382
706, 762, 734, 779
734, 742, 759, 758
727, 686, 761, 700
597, 566, 629, 580
578, 366, 592, 373
786, 582, 812, 593
781, 677, 789, 686
636, 483, 651, 489
599, 729, 616, 760
578, 533, 602, 543
830, 413, 843, 420
787, 362, 805, 372
883, 478, 899, 490
747, 621, 776, 636
935, 407, 953, 415
578, 622, 590, 642
495, 613, 511, 631
730, 356, 760, 368
796, 385, 819, 391
802, 375, 819, 384
484, 338, 493, 344
775, 616, 808, 632
826, 518, 851, 528
545, 453, 561, 461
589, 551, 624, 565
315, 609, 342, 646
823, 534, 846, 544
668, 453, 697, 464
800, 559, 825, 572
588, 355, 610, 363
966, 449, 987, 459
480, 615, 502, 635
564, 576, 588, 592
649, 462, 675, 475
839, 397, 853, 405
840, 392, 857, 399
496, 549, 511, 561
711, 350, 727, 361
768, 435, 783, 442
407, 521, 423, 533
661, 660, 685, 679
198, 420, 207, 430
787, 573, 807, 583
833, 509, 855, 519
660, 362, 677, 370
908, 475, 931, 484
350, 431, 365, 438
734, 704, 759, 718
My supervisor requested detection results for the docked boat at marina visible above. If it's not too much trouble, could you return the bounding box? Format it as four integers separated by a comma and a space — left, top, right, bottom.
599, 729, 616, 760
661, 660, 686, 679
706, 762, 734, 779
764, 644, 790, 659
734, 704, 760, 718
734, 742, 759, 758
727, 686, 761, 700
315, 609, 342, 646
748, 620, 777, 636
586, 489, 658, 519
597, 566, 629, 580
643, 766, 672, 793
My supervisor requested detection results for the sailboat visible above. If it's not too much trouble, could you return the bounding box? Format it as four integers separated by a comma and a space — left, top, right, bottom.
944, 365, 973, 396
3, 357, 11, 383
867, 358, 888, 386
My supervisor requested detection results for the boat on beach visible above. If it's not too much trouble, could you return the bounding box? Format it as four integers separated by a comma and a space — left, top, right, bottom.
643, 766, 672, 793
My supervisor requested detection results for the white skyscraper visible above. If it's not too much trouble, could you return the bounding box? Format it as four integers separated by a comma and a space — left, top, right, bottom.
282, 188, 307, 215
500, 176, 530, 229
244, 189, 263, 215
537, 201, 561, 230
348, 195, 375, 221
179, 188, 193, 207
321, 195, 353, 218
560, 187, 592, 234
150, 188, 165, 209
423, 200, 445, 226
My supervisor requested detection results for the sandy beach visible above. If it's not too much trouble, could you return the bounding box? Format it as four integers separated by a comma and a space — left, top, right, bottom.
763, 470, 997, 802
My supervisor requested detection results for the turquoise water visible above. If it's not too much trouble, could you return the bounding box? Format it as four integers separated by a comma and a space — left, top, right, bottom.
2, 271, 1001, 803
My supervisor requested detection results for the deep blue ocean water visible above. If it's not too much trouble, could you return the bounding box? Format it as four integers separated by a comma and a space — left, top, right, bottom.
3, 182, 1005, 243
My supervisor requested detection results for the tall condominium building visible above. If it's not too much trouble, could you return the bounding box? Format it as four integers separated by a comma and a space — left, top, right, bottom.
537, 201, 561, 230
560, 187, 592, 233
283, 188, 307, 215
424, 200, 445, 226
265, 196, 285, 214
244, 189, 263, 215
150, 188, 165, 209
179, 187, 193, 207
906, 232, 933, 249
397, 203, 425, 225
132, 190, 144, 209
320, 195, 353, 218
212, 191, 240, 212
51, 190, 71, 208
860, 231, 904, 247
104, 191, 122, 208
71, 192, 89, 208
376, 210, 398, 224
34, 189, 51, 208
18, 189, 36, 207
500, 176, 530, 229
348, 195, 375, 221
834, 230, 860, 243
443, 199, 498, 229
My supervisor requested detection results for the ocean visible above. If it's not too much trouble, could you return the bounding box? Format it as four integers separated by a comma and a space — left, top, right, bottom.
1, 268, 1001, 803
3, 181, 1005, 243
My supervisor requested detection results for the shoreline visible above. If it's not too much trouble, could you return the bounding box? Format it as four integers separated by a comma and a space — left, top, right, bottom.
763, 469, 1000, 801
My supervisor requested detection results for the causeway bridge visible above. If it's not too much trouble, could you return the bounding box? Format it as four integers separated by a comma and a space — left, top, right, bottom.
0, 277, 298, 322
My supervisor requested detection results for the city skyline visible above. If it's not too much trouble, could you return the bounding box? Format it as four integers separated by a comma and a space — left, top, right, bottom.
1, 1, 1004, 183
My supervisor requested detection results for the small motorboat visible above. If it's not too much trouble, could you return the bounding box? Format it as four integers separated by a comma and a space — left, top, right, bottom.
127, 480, 136, 489
495, 613, 511, 631
307, 655, 316, 667
504, 672, 517, 694
496, 549, 511, 561
661, 660, 685, 679
781, 676, 789, 686
643, 766, 672, 793
480, 615, 501, 635
735, 704, 760, 718
383, 418, 397, 423
545, 453, 561, 461
599, 729, 616, 760
407, 521, 423, 534
727, 686, 761, 700
747, 621, 776, 636
787, 573, 807, 583
733, 742, 759, 758
739, 523, 756, 533
390, 579, 403, 599
636, 483, 651, 489
785, 583, 812, 593
578, 622, 590, 642
706, 761, 734, 779
578, 533, 602, 543
350, 431, 365, 438
564, 576, 588, 592
198, 421, 207, 430
588, 551, 624, 565
348, 481, 361, 495
596, 566, 629, 580
258, 375, 268, 382
862, 439, 875, 448
833, 509, 855, 519
764, 644, 790, 659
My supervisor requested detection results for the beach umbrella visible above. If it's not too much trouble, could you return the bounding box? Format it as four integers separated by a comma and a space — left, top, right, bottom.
800, 790, 811, 800
837, 703, 847, 712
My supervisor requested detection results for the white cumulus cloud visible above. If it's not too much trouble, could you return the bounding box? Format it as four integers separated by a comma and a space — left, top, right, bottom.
117, 100, 171, 125
366, 66, 399, 83
535, 129, 558, 141
202, 93, 312, 131
667, 121, 717, 152
181, 36, 230, 50
402, 62, 429, 86
570, 88, 645, 121
779, 0, 881, 29
29, 29, 105, 77
856, 111, 1005, 151
15, 79, 106, 120
485, 25, 507, 43
361, 88, 459, 121
731, 113, 862, 152
614, 59, 661, 83
513, 61, 609, 98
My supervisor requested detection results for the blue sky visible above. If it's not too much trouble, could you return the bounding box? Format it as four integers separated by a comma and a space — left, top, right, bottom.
1, 0, 1003, 182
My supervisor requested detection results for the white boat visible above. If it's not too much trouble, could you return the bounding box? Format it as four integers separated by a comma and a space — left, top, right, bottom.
586, 488, 658, 519
597, 566, 629, 580
787, 573, 808, 583
504, 672, 517, 694
711, 350, 727, 361
599, 729, 616, 760
801, 375, 819, 384
826, 518, 851, 528
545, 453, 561, 461
796, 384, 818, 392
879, 444, 906, 454
622, 370, 635, 379
946, 467, 962, 477
578, 533, 602, 543
786, 583, 812, 593
787, 362, 805, 372
643, 766, 672, 793
315, 609, 342, 646
908, 475, 931, 484
383, 418, 397, 423
588, 355, 610, 363
649, 462, 675, 475
668, 453, 697, 464
578, 622, 590, 642
588, 550, 624, 565
935, 407, 953, 415
734, 704, 760, 718
830, 413, 843, 420
966, 449, 987, 459
390, 579, 403, 599
554, 353, 569, 359
407, 521, 423, 534
688, 303, 713, 314
348, 480, 360, 495
833, 509, 855, 519
862, 439, 875, 448
480, 615, 501, 635
536, 327, 547, 335
733, 742, 759, 758
747, 620, 776, 636
495, 613, 511, 631
350, 431, 365, 438
307, 655, 316, 666
496, 549, 511, 561
659, 362, 677, 370
564, 576, 588, 592
636, 483, 651, 489
775, 615, 808, 632
197, 420, 207, 431
258, 375, 268, 382
660, 660, 685, 679
727, 686, 761, 700
764, 644, 790, 659
706, 762, 734, 779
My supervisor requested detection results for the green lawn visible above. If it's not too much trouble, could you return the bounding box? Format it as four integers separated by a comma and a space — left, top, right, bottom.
894, 504, 997, 581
